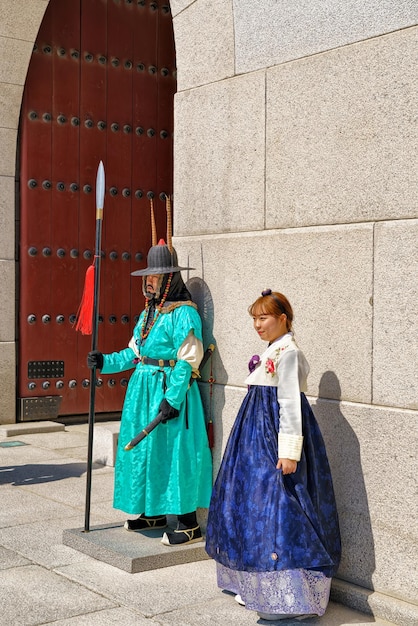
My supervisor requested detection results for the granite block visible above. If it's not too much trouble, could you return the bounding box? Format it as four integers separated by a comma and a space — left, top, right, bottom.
266, 28, 418, 228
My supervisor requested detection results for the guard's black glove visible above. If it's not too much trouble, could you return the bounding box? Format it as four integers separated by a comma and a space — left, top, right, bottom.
87, 350, 103, 370
159, 398, 179, 423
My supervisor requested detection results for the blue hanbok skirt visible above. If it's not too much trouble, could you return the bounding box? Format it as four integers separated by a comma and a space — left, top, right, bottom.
205, 386, 341, 615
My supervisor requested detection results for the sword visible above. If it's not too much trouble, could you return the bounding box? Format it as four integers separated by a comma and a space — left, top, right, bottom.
124, 343, 215, 450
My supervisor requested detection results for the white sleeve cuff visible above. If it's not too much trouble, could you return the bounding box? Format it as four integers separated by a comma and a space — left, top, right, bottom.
176, 331, 204, 374
278, 433, 304, 461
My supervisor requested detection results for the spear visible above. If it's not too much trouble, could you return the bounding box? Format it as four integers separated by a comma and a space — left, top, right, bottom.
75, 161, 105, 532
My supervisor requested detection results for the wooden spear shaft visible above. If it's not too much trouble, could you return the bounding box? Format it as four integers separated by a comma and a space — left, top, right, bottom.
84, 161, 105, 532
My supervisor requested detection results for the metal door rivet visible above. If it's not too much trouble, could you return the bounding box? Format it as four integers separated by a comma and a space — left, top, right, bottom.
160, 130, 168, 139
42, 113, 51, 122
83, 184, 92, 193
97, 121, 106, 130
84, 119, 94, 128
111, 123, 119, 132
58, 47, 66, 56
134, 315, 140, 323
123, 124, 131, 133
159, 192, 167, 201
57, 115, 67, 124
98, 315, 104, 323
124, 60, 133, 70
69, 314, 77, 324
28, 247, 37, 256
85, 52, 93, 62
82, 379, 90, 388
122, 188, 130, 197
69, 380, 77, 388
109, 251, 118, 260
135, 253, 143, 263
150, 2, 158, 11
56, 315, 65, 324
147, 128, 155, 137
83, 249, 92, 260
57, 182, 65, 191
42, 314, 51, 324
96, 378, 103, 387
43, 45, 52, 54
110, 186, 118, 196
57, 248, 66, 258
71, 117, 80, 126
42, 381, 50, 389
56, 380, 64, 389
121, 315, 129, 324
108, 379, 116, 387
135, 189, 143, 199
135, 126, 144, 135
28, 179, 37, 188
111, 57, 120, 67
121, 378, 128, 387
109, 315, 117, 324
148, 66, 157, 75
98, 55, 107, 64
42, 247, 52, 257
70, 183, 79, 192
147, 191, 154, 199
42, 180, 51, 190
28, 382, 36, 390
29, 111, 38, 120
70, 49, 79, 59
162, 5, 170, 14
136, 63, 145, 72
122, 252, 130, 261
27, 314, 37, 324
70, 248, 79, 258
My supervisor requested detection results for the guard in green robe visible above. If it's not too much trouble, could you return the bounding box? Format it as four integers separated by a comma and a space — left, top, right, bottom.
88, 239, 213, 546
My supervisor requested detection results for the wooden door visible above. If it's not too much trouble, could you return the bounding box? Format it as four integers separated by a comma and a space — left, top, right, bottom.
19, 0, 176, 419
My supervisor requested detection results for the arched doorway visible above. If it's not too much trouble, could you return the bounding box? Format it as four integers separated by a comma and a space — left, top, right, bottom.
18, 0, 176, 419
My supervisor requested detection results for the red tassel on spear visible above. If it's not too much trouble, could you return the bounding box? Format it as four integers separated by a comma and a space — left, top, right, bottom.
74, 161, 105, 532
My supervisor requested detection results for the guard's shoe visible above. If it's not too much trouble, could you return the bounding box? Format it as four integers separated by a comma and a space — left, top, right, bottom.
235, 594, 245, 606
161, 524, 202, 546
124, 514, 167, 531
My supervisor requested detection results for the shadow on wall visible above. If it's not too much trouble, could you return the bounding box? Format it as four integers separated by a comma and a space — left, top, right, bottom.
311, 371, 376, 602
187, 276, 226, 475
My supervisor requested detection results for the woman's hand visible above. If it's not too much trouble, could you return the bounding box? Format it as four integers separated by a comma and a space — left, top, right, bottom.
276, 458, 297, 474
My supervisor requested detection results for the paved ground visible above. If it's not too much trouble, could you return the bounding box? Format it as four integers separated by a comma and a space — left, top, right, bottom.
0, 422, 397, 626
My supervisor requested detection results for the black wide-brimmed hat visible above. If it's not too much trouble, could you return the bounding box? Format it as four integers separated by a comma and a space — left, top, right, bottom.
131, 195, 194, 276
131, 239, 194, 275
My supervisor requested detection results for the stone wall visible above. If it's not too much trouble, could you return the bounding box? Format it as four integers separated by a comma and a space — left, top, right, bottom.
0, 1, 48, 423
171, 1, 418, 623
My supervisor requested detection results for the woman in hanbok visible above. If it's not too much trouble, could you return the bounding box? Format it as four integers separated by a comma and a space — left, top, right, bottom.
205, 289, 341, 620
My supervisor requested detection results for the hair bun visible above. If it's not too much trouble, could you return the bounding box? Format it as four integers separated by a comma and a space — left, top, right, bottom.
261, 289, 272, 297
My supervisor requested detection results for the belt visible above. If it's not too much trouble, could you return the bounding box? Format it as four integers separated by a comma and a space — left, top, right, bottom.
139, 356, 176, 368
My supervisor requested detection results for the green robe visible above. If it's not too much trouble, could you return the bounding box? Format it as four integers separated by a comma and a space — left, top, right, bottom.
102, 303, 213, 515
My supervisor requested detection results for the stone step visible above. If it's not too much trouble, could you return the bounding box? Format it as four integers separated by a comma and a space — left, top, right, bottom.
62, 522, 209, 574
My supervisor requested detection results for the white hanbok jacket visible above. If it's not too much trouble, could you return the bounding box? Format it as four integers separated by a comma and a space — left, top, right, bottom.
244, 332, 309, 461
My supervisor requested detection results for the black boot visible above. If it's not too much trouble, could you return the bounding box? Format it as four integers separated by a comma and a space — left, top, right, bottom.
160, 511, 202, 546
124, 513, 167, 531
